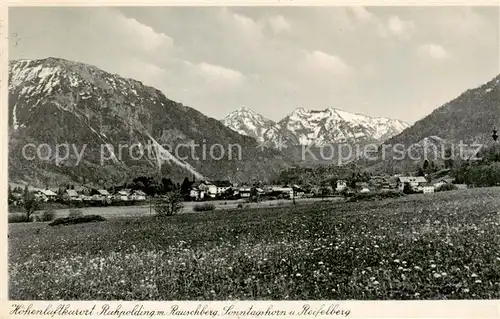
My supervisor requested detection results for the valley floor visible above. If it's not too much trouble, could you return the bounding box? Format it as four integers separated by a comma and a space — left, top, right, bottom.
8, 187, 500, 300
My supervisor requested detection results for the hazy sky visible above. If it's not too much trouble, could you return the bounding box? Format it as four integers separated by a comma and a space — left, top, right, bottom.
9, 6, 499, 124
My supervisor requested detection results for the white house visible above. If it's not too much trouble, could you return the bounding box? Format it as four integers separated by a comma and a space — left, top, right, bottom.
397, 176, 428, 191
130, 190, 147, 201
190, 188, 205, 200
239, 187, 252, 198
115, 189, 130, 201
199, 181, 217, 198
213, 181, 233, 195
336, 180, 347, 192
422, 185, 435, 194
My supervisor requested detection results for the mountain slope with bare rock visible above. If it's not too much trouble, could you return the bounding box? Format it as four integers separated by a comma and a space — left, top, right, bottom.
8, 57, 289, 187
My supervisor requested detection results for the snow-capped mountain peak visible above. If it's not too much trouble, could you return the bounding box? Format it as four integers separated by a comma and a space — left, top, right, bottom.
221, 106, 410, 148
221, 107, 275, 141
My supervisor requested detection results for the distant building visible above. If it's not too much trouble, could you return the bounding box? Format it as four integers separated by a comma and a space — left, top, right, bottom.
292, 185, 306, 198
115, 189, 130, 201
65, 189, 81, 201
97, 189, 111, 198
416, 182, 435, 194
74, 185, 90, 195
239, 187, 252, 198
396, 176, 428, 191
336, 180, 347, 192
271, 186, 293, 198
197, 181, 217, 198
213, 181, 233, 195
91, 189, 111, 201
130, 190, 147, 201
34, 189, 48, 202
422, 186, 435, 194
41, 189, 57, 201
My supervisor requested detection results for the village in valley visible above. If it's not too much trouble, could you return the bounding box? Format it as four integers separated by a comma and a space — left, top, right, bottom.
8, 167, 467, 216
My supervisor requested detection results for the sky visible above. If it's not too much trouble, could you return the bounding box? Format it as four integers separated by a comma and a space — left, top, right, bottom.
8, 6, 500, 124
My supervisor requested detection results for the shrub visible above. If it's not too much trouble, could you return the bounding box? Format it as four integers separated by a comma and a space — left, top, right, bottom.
8, 214, 30, 223
49, 215, 106, 226
68, 208, 83, 218
154, 190, 183, 217
193, 203, 215, 212
403, 183, 414, 194
23, 196, 39, 222
437, 183, 458, 192
237, 203, 243, 209
40, 208, 56, 222
347, 190, 405, 202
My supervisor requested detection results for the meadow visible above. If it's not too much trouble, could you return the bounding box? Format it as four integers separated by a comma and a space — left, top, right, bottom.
8, 187, 500, 300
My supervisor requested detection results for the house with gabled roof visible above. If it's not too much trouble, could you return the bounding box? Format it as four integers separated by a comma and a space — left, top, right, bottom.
212, 180, 233, 195
130, 190, 147, 201
64, 189, 81, 201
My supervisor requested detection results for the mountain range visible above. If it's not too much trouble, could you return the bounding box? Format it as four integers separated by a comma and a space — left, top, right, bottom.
222, 107, 410, 148
8, 57, 500, 187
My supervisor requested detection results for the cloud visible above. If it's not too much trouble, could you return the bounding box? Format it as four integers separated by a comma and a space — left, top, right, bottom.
303, 50, 351, 76
418, 43, 449, 60
349, 7, 374, 22
218, 8, 263, 41
267, 15, 291, 34
196, 62, 245, 84
387, 15, 416, 37
115, 14, 174, 52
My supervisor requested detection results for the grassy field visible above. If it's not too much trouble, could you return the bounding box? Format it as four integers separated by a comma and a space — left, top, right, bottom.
10, 197, 335, 220
8, 187, 500, 300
